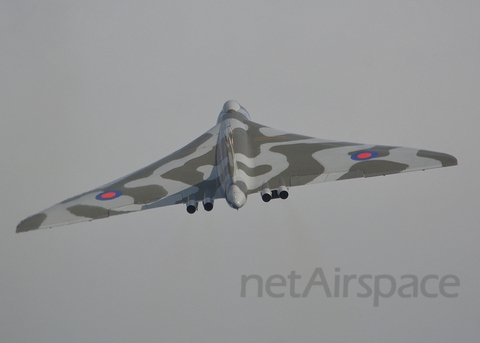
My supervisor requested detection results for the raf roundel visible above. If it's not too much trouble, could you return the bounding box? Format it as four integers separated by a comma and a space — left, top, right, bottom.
351, 151, 379, 161
95, 190, 123, 201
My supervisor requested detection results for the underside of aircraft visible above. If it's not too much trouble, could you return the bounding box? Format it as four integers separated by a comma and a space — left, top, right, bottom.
16, 100, 457, 232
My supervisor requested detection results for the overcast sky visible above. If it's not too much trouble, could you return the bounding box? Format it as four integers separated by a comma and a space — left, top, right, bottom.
1, 1, 479, 342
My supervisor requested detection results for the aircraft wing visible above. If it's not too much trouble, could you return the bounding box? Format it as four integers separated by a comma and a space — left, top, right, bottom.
16, 125, 221, 233
17, 111, 457, 232
240, 120, 457, 193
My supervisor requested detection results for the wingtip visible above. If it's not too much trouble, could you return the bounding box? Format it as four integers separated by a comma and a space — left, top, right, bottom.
16, 213, 47, 233
417, 150, 458, 168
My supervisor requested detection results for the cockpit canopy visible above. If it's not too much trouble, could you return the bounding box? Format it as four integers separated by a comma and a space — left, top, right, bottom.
217, 100, 251, 124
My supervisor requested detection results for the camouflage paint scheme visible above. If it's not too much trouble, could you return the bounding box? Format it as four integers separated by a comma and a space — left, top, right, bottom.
16, 100, 457, 232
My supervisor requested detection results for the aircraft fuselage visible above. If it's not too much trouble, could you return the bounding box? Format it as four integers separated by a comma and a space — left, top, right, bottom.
216, 101, 252, 209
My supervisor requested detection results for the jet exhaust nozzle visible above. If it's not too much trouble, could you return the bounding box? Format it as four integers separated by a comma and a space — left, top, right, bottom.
186, 199, 198, 214
261, 185, 289, 202
278, 185, 289, 199
203, 198, 214, 211
261, 187, 272, 202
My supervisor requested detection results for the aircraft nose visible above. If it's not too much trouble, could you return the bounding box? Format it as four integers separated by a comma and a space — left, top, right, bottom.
226, 184, 247, 209
223, 100, 241, 113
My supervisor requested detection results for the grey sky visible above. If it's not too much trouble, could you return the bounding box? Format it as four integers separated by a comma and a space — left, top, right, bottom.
1, 1, 479, 342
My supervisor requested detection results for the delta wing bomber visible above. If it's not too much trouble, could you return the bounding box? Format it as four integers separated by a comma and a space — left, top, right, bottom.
16, 100, 457, 232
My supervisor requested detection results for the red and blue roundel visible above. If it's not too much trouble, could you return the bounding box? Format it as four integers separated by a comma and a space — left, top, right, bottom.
351, 151, 379, 161
96, 190, 122, 201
